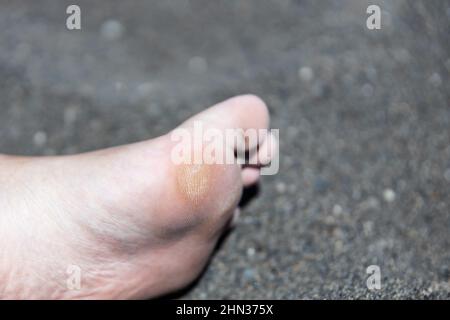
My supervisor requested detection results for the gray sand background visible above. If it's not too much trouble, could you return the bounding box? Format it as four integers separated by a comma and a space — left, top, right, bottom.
0, 0, 449, 298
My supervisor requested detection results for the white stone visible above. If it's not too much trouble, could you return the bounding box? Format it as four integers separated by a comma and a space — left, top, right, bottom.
33, 131, 47, 147
246, 247, 256, 257
383, 189, 396, 203
298, 67, 314, 82
275, 182, 286, 193
101, 20, 124, 41
429, 73, 442, 87
332, 204, 343, 216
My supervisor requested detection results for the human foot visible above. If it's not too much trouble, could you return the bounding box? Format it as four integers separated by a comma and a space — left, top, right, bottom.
0, 95, 277, 299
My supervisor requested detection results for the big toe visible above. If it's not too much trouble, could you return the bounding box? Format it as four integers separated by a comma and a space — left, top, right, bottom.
174, 95, 274, 185
183, 94, 270, 137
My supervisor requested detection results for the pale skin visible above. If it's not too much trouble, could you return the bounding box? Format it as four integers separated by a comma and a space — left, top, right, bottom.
0, 95, 277, 299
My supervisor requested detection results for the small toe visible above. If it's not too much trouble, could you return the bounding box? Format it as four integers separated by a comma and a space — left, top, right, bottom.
242, 167, 260, 187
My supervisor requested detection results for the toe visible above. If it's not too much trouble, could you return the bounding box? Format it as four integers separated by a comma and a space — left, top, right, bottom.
180, 94, 270, 152
164, 95, 274, 237
250, 131, 279, 166
242, 167, 260, 187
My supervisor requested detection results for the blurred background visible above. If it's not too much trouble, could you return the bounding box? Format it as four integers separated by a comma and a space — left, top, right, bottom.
0, 0, 449, 298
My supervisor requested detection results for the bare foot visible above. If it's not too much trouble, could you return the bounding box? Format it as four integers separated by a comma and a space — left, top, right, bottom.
0, 95, 277, 299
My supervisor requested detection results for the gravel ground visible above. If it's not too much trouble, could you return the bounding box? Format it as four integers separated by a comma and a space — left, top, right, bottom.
0, 0, 449, 299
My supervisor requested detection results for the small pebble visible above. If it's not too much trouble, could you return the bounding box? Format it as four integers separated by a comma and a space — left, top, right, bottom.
298, 67, 314, 82
246, 247, 256, 257
334, 240, 344, 253
429, 73, 442, 87
383, 189, 396, 203
275, 182, 286, 194
363, 221, 374, 236
64, 106, 79, 125
33, 131, 47, 147
332, 204, 343, 216
101, 20, 124, 41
